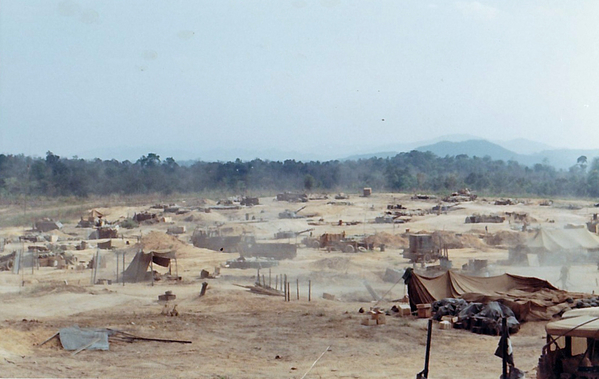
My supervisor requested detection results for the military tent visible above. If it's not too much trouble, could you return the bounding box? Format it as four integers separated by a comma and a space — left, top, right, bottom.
528, 227, 599, 253
122, 250, 176, 282
404, 269, 580, 321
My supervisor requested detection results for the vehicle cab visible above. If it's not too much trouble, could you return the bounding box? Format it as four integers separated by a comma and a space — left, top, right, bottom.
538, 315, 599, 379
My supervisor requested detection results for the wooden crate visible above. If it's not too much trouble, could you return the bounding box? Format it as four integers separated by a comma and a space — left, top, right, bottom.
416, 303, 431, 318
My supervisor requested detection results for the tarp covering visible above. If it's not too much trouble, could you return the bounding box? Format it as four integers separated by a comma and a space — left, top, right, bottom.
405, 269, 576, 321
59, 326, 111, 351
122, 250, 176, 282
527, 228, 599, 252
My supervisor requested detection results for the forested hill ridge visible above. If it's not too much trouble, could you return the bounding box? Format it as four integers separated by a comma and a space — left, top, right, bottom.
0, 151, 596, 199
345, 139, 599, 170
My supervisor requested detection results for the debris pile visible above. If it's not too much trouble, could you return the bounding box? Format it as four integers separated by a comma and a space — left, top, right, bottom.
443, 188, 477, 202
234, 282, 284, 297
495, 199, 516, 205
41, 326, 191, 354
432, 298, 520, 335
484, 231, 524, 247
224, 256, 279, 269
465, 214, 505, 224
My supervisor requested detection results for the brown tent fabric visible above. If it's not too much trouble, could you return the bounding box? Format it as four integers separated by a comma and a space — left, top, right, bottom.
122, 250, 176, 282
89, 209, 104, 218
406, 270, 579, 321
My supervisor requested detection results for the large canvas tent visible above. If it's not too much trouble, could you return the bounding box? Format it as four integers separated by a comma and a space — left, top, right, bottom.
528, 227, 599, 253
122, 250, 176, 283
404, 270, 578, 321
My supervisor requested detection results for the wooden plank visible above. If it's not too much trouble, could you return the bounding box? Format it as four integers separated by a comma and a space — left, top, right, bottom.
39, 332, 59, 346
71, 337, 101, 356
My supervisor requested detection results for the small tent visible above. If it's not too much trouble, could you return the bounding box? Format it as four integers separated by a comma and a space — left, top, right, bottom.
122, 250, 177, 282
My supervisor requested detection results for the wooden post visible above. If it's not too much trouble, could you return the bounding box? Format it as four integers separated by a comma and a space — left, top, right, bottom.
90, 254, 95, 285
284, 281, 287, 301
262, 274, 266, 288
200, 282, 208, 297
417, 319, 433, 379
296, 278, 299, 300
269, 269, 271, 288
275, 275, 278, 291
309, 280, 311, 302
287, 281, 290, 302
116, 252, 119, 284
92, 250, 99, 285
122, 252, 125, 286
175, 256, 179, 279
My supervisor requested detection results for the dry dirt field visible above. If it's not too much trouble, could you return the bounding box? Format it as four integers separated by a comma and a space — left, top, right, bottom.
1, 192, 599, 378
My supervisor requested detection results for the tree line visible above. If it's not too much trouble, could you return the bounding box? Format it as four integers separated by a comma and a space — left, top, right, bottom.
0, 151, 597, 200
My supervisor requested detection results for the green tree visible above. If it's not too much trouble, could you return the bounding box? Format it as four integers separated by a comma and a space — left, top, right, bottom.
304, 174, 315, 191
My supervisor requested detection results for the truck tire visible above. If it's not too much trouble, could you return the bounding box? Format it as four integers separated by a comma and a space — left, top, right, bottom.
424, 254, 432, 263
344, 245, 355, 253
311, 241, 321, 249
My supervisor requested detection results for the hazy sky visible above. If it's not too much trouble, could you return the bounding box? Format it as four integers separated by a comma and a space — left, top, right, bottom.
1, 1, 599, 161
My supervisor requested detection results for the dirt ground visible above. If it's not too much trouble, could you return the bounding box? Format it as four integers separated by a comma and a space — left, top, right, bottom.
1, 192, 598, 378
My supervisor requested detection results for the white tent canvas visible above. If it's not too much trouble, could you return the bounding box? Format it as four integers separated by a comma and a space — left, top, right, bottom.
527, 228, 599, 253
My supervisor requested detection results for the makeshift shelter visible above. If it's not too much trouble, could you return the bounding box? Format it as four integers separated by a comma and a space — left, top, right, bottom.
34, 219, 63, 232
89, 209, 104, 219
59, 326, 111, 351
404, 269, 577, 321
122, 250, 177, 283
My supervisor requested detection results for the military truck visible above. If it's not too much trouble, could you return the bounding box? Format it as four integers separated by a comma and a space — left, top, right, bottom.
402, 234, 447, 263
302, 232, 369, 253
537, 314, 599, 379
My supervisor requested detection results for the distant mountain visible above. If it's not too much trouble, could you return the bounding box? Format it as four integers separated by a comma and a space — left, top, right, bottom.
493, 138, 555, 155
416, 139, 522, 161
70, 136, 599, 171
342, 151, 399, 160
342, 134, 484, 161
